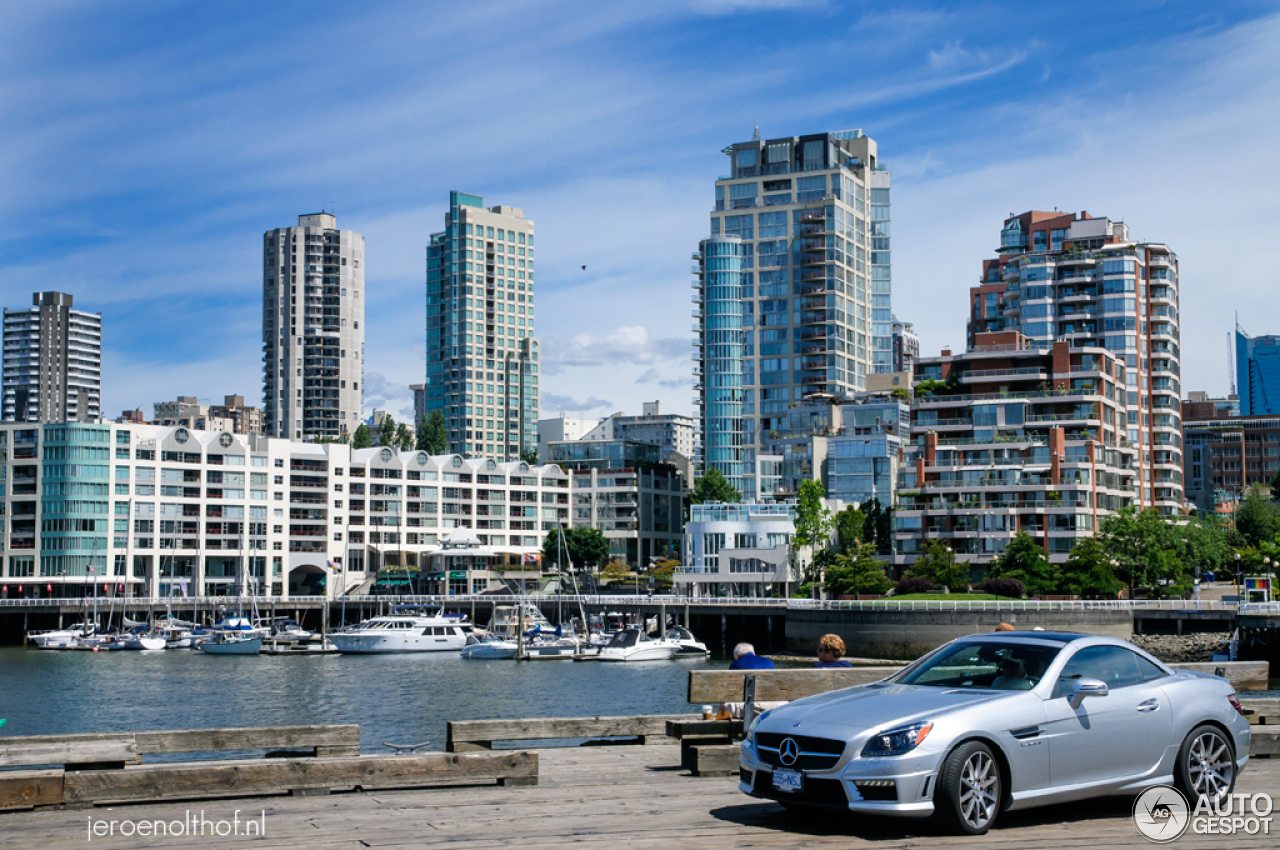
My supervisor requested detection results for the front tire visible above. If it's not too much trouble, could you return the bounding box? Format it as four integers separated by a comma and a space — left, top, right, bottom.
934, 741, 1002, 835
1175, 724, 1236, 808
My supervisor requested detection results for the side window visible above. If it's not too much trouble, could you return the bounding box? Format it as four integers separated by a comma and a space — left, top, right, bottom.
1136, 653, 1169, 682
1055, 645, 1144, 697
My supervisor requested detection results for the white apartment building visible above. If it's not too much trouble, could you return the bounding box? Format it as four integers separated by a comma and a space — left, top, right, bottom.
3, 292, 101, 423
536, 415, 598, 460
0, 422, 587, 601
262, 213, 365, 441
676, 501, 797, 598
538, 402, 694, 465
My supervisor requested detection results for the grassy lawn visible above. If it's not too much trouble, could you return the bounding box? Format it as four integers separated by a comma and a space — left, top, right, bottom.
879, 593, 1002, 601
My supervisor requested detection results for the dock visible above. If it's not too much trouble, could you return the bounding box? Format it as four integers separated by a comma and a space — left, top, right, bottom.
3, 744, 1277, 850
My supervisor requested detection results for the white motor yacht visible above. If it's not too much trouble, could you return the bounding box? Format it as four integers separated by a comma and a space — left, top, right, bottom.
460, 633, 519, 659
596, 628, 681, 662
28, 624, 96, 649
664, 626, 710, 656
328, 610, 472, 654
198, 633, 263, 655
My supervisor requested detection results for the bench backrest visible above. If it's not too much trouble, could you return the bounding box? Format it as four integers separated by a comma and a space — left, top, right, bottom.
688, 668, 903, 704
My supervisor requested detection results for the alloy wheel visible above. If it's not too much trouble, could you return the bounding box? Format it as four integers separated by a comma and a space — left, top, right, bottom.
958, 750, 999, 830
1187, 730, 1234, 806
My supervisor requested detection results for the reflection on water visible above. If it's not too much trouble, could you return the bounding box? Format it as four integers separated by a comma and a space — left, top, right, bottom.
0, 648, 725, 751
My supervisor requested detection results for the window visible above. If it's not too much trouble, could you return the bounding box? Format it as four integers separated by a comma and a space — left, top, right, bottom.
1054, 645, 1145, 697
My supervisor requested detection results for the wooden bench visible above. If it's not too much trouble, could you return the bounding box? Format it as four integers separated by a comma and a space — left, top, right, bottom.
0, 724, 537, 811
447, 714, 696, 752
665, 719, 742, 771
1171, 661, 1270, 692
1253, 726, 1280, 758
688, 668, 903, 705
1244, 697, 1280, 726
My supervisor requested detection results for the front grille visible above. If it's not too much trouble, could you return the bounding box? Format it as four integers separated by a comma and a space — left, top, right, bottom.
853, 780, 898, 802
755, 732, 846, 771
752, 770, 849, 807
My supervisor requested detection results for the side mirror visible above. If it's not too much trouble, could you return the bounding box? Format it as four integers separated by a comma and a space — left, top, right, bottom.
1069, 677, 1109, 709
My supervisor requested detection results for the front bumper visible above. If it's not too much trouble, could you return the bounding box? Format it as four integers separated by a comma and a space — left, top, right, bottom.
739, 743, 938, 817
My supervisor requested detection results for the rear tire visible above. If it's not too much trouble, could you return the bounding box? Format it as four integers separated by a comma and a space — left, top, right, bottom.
1175, 724, 1236, 809
933, 741, 1002, 835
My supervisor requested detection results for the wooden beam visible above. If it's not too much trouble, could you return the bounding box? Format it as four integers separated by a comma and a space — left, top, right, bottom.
61, 751, 538, 806
0, 770, 64, 811
132, 724, 360, 756
1242, 697, 1280, 725
446, 715, 695, 753
1252, 726, 1279, 758
688, 668, 902, 704
689, 744, 739, 777
0, 739, 138, 770
1168, 661, 1270, 692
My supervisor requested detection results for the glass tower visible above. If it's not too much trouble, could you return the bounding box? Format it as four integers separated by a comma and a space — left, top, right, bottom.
693, 236, 744, 493
704, 129, 890, 497
1236, 327, 1280, 416
425, 192, 538, 460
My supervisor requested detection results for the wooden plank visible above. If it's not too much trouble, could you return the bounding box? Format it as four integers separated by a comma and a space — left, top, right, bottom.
690, 744, 739, 777
61, 751, 538, 806
0, 738, 138, 769
1241, 697, 1280, 725
1169, 661, 1270, 691
446, 714, 695, 752
0, 770, 64, 810
132, 724, 360, 756
688, 668, 902, 703
666, 720, 742, 740
1252, 725, 1280, 757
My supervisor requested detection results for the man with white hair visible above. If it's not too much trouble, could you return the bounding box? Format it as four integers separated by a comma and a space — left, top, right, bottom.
728, 641, 774, 670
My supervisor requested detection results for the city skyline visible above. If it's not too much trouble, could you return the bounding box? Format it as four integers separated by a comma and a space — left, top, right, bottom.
2, 3, 1278, 424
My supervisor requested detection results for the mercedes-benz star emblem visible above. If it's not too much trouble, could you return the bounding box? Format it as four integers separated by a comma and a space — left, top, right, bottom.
779, 737, 800, 766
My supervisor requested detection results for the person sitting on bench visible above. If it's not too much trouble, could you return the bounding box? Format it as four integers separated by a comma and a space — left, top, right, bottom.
813, 633, 854, 668
728, 642, 774, 669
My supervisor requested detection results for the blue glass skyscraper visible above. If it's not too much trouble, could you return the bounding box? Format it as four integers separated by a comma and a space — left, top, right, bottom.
1237, 327, 1280, 416
693, 236, 744, 493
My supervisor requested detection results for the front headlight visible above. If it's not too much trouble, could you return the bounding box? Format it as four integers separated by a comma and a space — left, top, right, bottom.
746, 709, 771, 745
861, 721, 933, 757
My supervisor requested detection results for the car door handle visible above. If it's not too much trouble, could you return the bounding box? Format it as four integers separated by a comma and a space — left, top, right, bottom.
1137, 699, 1160, 712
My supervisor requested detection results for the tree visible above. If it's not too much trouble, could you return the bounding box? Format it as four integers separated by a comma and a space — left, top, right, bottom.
861, 498, 881, 549
690, 468, 741, 504
540, 527, 609, 574
1060, 537, 1123, 598
417, 411, 448, 454
521, 448, 539, 465
824, 544, 892, 597
908, 540, 971, 592
1098, 508, 1175, 597
394, 423, 414, 452
834, 506, 866, 556
889, 387, 911, 401
793, 480, 833, 549
1236, 489, 1278, 548
601, 559, 631, 582
351, 424, 373, 449
651, 557, 678, 591
376, 414, 396, 448
989, 531, 1059, 596
1271, 473, 1280, 503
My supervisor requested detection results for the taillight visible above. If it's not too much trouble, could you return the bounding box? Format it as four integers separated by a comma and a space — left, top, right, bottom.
1227, 694, 1246, 717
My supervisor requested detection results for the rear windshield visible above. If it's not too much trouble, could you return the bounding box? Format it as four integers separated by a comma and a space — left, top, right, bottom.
899, 641, 1062, 690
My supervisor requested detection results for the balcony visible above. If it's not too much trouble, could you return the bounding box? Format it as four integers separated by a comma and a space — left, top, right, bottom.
798, 312, 827, 325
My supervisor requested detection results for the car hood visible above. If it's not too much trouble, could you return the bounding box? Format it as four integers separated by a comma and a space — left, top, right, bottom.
758, 683, 1013, 735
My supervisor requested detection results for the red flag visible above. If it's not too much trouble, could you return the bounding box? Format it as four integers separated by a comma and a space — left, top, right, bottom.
47, 584, 52, 592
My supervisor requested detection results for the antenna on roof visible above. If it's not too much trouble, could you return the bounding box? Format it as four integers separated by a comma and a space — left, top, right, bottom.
1228, 330, 1237, 396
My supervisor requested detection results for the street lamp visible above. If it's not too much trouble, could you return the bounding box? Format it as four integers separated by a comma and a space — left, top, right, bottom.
1234, 552, 1243, 590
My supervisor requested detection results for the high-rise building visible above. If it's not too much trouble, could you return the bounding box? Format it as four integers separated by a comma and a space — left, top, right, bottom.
262, 213, 365, 441
1235, 326, 1280, 416
693, 235, 745, 493
966, 211, 1182, 514
700, 130, 890, 497
891, 313, 919, 374
425, 192, 538, 460
2, 292, 101, 422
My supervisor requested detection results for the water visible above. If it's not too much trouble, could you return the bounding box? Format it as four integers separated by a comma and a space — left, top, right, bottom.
0, 648, 727, 751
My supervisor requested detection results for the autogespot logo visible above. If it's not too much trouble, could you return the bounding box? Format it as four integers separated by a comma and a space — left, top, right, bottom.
1133, 785, 1190, 843
778, 738, 800, 766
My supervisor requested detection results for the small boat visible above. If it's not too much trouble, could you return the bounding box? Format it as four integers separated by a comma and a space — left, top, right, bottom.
328, 609, 472, 654
460, 633, 519, 659
213, 615, 268, 638
597, 628, 681, 662
198, 633, 263, 655
117, 628, 167, 651
265, 618, 313, 642
28, 624, 97, 649
665, 626, 710, 656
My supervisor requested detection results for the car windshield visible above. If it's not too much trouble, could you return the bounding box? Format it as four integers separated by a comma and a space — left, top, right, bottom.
898, 641, 1062, 690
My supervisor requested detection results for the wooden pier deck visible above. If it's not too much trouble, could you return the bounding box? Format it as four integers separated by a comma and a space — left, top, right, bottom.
3, 745, 1277, 850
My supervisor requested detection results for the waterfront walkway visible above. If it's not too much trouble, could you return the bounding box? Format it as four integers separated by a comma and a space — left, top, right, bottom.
4, 746, 1277, 849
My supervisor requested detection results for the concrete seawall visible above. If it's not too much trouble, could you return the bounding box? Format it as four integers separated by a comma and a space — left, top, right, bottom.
786, 608, 1135, 660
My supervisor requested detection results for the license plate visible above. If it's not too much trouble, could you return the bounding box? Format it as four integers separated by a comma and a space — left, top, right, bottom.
772, 769, 802, 793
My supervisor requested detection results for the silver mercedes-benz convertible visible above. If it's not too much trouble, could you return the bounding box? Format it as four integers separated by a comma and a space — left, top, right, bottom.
739, 631, 1251, 834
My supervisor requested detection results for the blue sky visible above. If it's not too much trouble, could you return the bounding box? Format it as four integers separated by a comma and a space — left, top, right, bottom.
3, 1, 1278, 423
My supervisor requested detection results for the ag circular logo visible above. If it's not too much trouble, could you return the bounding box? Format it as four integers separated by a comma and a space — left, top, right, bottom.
778, 738, 800, 766
1133, 784, 1189, 842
